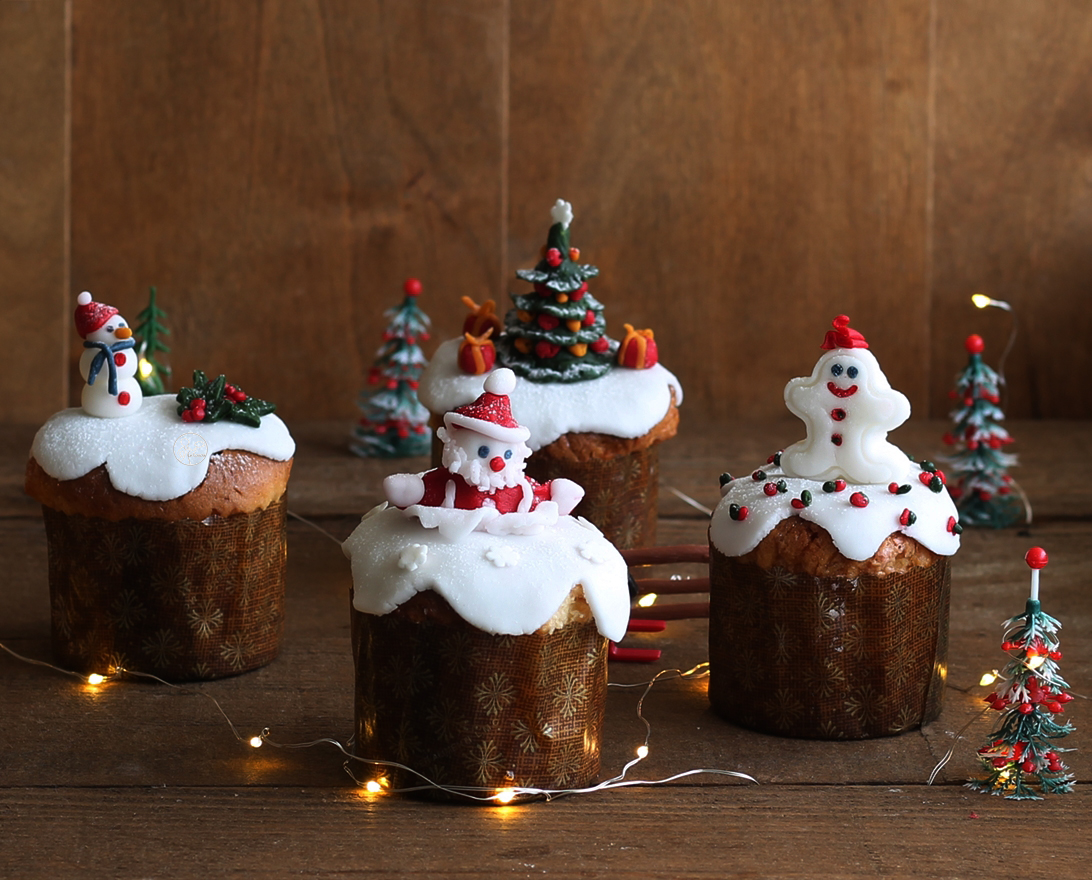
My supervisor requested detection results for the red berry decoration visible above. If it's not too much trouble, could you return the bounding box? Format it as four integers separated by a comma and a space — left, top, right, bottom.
850, 492, 869, 508
545, 248, 563, 268
590, 336, 610, 354
537, 313, 560, 331
965, 334, 985, 354
535, 340, 561, 359
403, 277, 423, 297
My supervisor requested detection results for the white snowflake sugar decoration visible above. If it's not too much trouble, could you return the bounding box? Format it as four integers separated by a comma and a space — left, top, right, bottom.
578, 542, 607, 564
398, 543, 428, 572
484, 545, 520, 568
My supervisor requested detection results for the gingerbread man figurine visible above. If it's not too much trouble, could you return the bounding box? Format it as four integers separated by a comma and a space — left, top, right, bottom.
780, 315, 911, 485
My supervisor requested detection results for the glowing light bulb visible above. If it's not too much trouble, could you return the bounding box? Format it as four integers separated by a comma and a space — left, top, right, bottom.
494, 788, 517, 804
970, 293, 1012, 312
248, 735, 264, 748
365, 780, 383, 793
1027, 655, 1046, 670
979, 671, 999, 687
86, 673, 105, 685
636, 744, 649, 759
138, 358, 154, 379
637, 593, 658, 608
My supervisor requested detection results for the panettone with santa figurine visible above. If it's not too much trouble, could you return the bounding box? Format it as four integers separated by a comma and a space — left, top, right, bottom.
708, 315, 961, 740
343, 368, 630, 797
25, 291, 295, 681
416, 199, 682, 550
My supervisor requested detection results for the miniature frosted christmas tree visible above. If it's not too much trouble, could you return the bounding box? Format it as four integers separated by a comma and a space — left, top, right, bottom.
351, 278, 432, 458
495, 199, 617, 382
133, 286, 171, 395
943, 334, 1024, 527
969, 548, 1075, 799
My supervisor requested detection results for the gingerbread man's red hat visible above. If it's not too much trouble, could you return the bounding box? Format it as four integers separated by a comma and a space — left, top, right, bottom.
820, 314, 869, 351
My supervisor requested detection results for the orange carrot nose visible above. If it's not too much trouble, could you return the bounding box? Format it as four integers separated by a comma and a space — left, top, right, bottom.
115, 326, 132, 339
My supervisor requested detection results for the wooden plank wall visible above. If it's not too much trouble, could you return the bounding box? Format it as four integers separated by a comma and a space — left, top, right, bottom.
3, 0, 1090, 426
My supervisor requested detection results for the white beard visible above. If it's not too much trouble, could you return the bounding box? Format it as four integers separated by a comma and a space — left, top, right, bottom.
439, 426, 530, 492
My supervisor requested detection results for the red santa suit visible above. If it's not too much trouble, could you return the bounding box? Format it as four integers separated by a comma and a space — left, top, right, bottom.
382, 367, 585, 519
416, 467, 552, 513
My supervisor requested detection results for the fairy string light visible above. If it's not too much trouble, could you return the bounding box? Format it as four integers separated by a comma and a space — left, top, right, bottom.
0, 646, 755, 804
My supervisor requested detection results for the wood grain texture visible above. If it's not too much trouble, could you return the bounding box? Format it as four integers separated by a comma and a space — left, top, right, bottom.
5, 0, 1092, 427
69, 0, 508, 422
0, 0, 68, 422
508, 0, 932, 420
931, 2, 1092, 419
3, 785, 1092, 878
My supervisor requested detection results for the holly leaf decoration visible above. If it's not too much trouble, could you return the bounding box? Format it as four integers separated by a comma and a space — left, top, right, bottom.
176, 370, 276, 427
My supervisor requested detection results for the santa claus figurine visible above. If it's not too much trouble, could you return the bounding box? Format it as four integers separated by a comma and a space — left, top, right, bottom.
383, 368, 584, 518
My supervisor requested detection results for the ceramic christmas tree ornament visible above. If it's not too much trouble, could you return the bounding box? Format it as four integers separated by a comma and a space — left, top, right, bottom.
943, 334, 1026, 528
352, 278, 432, 458
968, 548, 1075, 799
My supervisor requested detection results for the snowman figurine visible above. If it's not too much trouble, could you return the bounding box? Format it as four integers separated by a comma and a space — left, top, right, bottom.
384, 368, 583, 519
75, 291, 143, 419
780, 315, 911, 485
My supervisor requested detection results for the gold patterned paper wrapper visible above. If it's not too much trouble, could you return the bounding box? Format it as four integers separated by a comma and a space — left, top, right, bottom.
352, 593, 607, 798
708, 545, 950, 740
524, 446, 659, 551
42, 496, 287, 681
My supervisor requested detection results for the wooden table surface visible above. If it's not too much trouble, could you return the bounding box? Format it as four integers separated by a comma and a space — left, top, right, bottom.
2, 418, 1090, 878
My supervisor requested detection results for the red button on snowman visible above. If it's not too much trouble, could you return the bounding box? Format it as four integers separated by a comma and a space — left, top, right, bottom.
383, 368, 583, 534
75, 291, 143, 419
780, 315, 911, 485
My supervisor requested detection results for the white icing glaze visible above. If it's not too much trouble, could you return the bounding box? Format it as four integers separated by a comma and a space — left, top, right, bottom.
709, 457, 960, 562
418, 338, 683, 451
31, 394, 295, 502
343, 504, 631, 640
782, 347, 911, 484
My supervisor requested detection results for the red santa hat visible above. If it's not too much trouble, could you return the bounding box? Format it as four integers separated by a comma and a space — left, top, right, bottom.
74, 291, 119, 339
820, 314, 869, 350
444, 368, 531, 444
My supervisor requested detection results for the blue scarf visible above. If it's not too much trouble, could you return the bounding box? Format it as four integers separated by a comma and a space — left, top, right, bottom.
84, 338, 136, 396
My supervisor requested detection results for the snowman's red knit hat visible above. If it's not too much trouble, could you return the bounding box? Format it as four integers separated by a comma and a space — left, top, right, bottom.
74, 291, 119, 339
444, 368, 531, 444
821, 314, 869, 350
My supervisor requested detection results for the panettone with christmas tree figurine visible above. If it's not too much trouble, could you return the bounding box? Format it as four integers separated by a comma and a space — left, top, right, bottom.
417, 199, 682, 550
25, 291, 295, 681
708, 315, 961, 739
343, 367, 630, 798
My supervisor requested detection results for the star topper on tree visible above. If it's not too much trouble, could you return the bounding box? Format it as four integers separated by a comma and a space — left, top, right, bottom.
969, 547, 1075, 799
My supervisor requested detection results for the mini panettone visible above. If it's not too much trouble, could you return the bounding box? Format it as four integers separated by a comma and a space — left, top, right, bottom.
417, 200, 682, 550
708, 316, 960, 739
25, 293, 295, 681
343, 368, 630, 798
